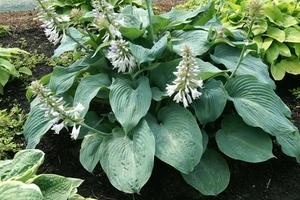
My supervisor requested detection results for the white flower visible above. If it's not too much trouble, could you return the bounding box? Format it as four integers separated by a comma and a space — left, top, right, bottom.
51, 122, 65, 134
106, 39, 136, 73
70, 125, 81, 139
166, 45, 203, 108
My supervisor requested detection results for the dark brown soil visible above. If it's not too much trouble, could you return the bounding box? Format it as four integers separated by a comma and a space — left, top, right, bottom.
1, 11, 300, 200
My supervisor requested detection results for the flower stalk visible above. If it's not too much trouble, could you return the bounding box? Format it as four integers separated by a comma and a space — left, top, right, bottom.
166, 45, 203, 108
30, 81, 109, 139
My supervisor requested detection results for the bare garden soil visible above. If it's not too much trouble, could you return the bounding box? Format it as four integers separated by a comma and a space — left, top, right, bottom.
1, 11, 300, 200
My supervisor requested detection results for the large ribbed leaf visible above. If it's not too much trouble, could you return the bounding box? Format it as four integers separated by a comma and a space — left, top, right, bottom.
182, 149, 230, 195
99, 120, 155, 193
0, 149, 44, 182
24, 98, 53, 149
161, 3, 211, 24
216, 115, 274, 163
0, 181, 43, 200
29, 174, 83, 200
211, 44, 275, 88
171, 30, 211, 56
79, 133, 103, 172
192, 79, 227, 125
49, 56, 100, 94
226, 75, 300, 161
73, 73, 111, 118
226, 75, 294, 134
146, 104, 203, 174
109, 77, 152, 134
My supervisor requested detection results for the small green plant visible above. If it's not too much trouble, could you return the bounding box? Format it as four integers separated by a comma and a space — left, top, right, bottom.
0, 149, 95, 200
47, 52, 76, 67
0, 103, 26, 159
291, 88, 300, 98
0, 25, 10, 37
0, 47, 32, 94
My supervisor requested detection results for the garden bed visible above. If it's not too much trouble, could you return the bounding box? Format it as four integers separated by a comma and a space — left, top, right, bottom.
1, 10, 300, 200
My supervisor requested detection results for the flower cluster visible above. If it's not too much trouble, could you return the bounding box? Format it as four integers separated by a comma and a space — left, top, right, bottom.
166, 45, 203, 108
30, 81, 84, 139
92, 0, 136, 73
37, 0, 70, 45
92, 0, 121, 41
106, 39, 137, 73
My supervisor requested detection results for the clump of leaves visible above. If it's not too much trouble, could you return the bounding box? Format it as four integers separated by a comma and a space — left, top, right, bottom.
0, 25, 10, 37
0, 149, 95, 200
220, 0, 300, 80
0, 103, 26, 159
47, 52, 76, 67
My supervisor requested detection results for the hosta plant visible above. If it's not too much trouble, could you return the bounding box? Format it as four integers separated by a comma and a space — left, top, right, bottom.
24, 0, 300, 196
0, 149, 94, 200
0, 47, 32, 94
220, 0, 300, 80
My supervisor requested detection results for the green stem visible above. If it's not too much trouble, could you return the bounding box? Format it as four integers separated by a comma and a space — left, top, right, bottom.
79, 123, 110, 137
145, 0, 155, 42
228, 21, 254, 79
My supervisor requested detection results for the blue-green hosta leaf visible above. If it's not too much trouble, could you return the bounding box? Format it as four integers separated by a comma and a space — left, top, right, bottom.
151, 15, 170, 34
211, 44, 275, 88
119, 27, 145, 40
182, 149, 230, 196
161, 3, 211, 25
121, 6, 149, 29
24, 98, 54, 149
192, 79, 227, 125
99, 120, 155, 193
226, 75, 300, 160
216, 115, 274, 163
49, 55, 103, 94
0, 181, 43, 200
79, 133, 103, 173
196, 58, 223, 80
54, 27, 89, 57
171, 30, 210, 56
0, 149, 44, 182
130, 34, 168, 65
28, 174, 83, 200
73, 74, 111, 118
109, 77, 152, 133
276, 131, 300, 163
146, 104, 203, 174
226, 75, 294, 134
